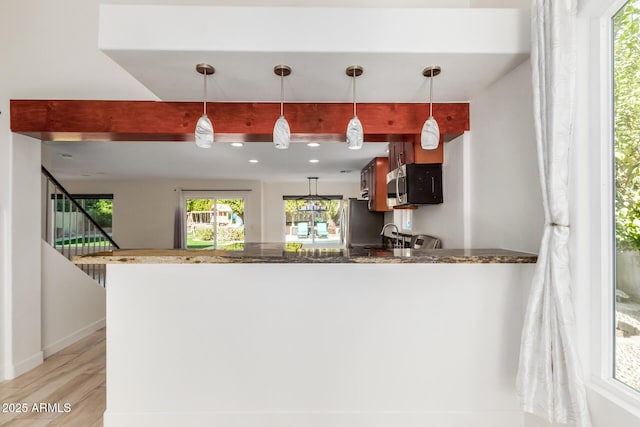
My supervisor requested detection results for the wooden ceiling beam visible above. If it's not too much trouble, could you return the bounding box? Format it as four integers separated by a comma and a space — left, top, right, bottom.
10, 100, 469, 143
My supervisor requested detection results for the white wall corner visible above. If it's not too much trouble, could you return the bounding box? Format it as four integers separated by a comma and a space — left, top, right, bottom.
8, 133, 42, 380
468, 59, 541, 252
41, 241, 106, 358
43, 318, 106, 358
462, 130, 472, 248
7, 351, 43, 380
0, 206, 8, 381
587, 382, 640, 427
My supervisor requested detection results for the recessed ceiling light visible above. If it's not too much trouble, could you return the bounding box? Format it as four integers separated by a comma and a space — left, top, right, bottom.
231, 142, 243, 147
61, 153, 73, 159
307, 142, 320, 147
309, 159, 319, 163
340, 170, 352, 174
249, 159, 259, 163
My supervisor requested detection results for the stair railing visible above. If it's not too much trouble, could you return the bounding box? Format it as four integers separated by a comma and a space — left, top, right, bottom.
41, 166, 119, 287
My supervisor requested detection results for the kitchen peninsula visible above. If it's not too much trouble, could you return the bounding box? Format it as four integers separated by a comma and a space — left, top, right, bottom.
76, 245, 537, 427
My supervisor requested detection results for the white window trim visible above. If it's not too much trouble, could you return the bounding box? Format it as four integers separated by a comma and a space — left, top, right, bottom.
583, 0, 640, 416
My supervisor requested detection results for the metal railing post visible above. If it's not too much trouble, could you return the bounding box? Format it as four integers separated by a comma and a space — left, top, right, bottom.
41, 167, 119, 288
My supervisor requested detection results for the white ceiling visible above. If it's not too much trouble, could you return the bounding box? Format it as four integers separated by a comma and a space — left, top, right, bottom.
44, 140, 390, 182
46, 3, 529, 183
110, 51, 526, 104
99, 6, 529, 104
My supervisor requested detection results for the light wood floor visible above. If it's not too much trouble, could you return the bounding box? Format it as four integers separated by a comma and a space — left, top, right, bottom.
0, 328, 106, 427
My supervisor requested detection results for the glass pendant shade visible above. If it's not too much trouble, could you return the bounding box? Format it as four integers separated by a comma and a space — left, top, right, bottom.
420, 116, 439, 150
420, 65, 441, 150
195, 63, 214, 148
345, 65, 364, 150
273, 115, 291, 149
346, 116, 364, 150
195, 115, 214, 148
273, 65, 291, 149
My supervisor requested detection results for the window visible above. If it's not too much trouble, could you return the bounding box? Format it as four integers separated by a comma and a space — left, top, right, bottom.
613, 0, 640, 393
51, 194, 113, 246
283, 197, 343, 246
185, 194, 245, 249
71, 195, 113, 231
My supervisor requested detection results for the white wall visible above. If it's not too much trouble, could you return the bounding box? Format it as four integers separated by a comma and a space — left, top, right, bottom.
59, 178, 360, 247
411, 60, 541, 252
4, 134, 44, 378
0, 0, 157, 380
59, 178, 263, 248
409, 135, 467, 248
262, 181, 361, 243
468, 59, 543, 253
0, 2, 8, 381
41, 242, 106, 357
105, 262, 536, 427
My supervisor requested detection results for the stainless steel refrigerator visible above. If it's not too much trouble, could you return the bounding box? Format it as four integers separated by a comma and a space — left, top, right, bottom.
342, 198, 385, 247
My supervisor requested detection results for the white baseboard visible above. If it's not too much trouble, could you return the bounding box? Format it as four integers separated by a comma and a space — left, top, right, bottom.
43, 318, 106, 358
6, 351, 44, 380
104, 411, 525, 427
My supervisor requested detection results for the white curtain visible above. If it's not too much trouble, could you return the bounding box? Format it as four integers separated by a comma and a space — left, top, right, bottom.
173, 189, 185, 249
516, 0, 591, 426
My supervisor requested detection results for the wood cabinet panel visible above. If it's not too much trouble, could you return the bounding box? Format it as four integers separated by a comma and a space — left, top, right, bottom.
388, 135, 444, 172
360, 157, 391, 212
412, 134, 444, 165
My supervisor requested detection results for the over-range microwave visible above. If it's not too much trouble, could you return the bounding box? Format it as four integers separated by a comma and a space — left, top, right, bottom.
386, 163, 443, 208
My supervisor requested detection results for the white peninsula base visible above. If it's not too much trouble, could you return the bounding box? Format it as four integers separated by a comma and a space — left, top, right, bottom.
104, 262, 535, 427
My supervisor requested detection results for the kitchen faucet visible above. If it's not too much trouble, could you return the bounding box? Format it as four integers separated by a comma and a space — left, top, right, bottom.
380, 223, 402, 249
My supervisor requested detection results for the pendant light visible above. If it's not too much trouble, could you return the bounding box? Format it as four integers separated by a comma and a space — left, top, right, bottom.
346, 65, 364, 150
195, 63, 215, 148
421, 65, 441, 150
273, 65, 291, 149
295, 177, 330, 212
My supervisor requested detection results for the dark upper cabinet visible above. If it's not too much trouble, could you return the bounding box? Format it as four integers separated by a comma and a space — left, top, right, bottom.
386, 163, 443, 207
360, 157, 391, 212
406, 163, 443, 204
388, 136, 444, 172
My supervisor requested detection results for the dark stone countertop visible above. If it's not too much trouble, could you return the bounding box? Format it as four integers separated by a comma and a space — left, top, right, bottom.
72, 243, 537, 265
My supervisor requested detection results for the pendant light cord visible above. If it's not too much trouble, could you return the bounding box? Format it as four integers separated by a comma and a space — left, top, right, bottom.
203, 71, 207, 116
352, 73, 357, 117
429, 75, 433, 117
280, 71, 284, 117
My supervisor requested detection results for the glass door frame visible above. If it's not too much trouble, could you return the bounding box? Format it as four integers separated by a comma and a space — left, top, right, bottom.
182, 190, 247, 249
283, 195, 343, 246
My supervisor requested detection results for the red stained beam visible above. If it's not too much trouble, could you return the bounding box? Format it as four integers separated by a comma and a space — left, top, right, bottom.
10, 100, 469, 142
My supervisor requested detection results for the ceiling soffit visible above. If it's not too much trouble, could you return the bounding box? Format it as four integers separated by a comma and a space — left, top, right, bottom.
98, 5, 530, 104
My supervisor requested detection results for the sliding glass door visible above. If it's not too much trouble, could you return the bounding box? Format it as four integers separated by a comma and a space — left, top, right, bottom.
283, 197, 343, 246
185, 193, 245, 249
